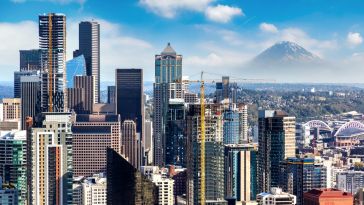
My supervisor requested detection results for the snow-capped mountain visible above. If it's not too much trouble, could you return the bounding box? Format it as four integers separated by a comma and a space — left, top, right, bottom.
251, 41, 322, 66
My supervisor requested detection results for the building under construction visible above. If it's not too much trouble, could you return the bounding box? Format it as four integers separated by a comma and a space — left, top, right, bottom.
39, 13, 67, 113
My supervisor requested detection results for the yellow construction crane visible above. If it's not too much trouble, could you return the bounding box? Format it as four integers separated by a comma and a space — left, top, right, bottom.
185, 71, 274, 204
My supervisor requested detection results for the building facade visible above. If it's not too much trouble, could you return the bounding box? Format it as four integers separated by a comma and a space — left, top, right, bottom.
39, 13, 67, 112
0, 131, 27, 204
257, 110, 296, 193
256, 187, 296, 205
72, 114, 121, 177
30, 113, 73, 205
121, 120, 141, 169
20, 76, 41, 130
303, 189, 353, 205
77, 21, 100, 103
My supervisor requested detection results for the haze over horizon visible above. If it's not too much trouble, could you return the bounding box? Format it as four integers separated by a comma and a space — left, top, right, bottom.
1, 0, 364, 82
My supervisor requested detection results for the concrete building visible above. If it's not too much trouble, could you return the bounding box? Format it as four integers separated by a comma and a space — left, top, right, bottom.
39, 13, 67, 112
144, 120, 153, 165
257, 110, 296, 193
20, 75, 41, 130
152, 174, 174, 205
256, 187, 296, 205
0, 130, 27, 204
279, 157, 327, 205
337, 171, 364, 194
2, 98, 21, 121
72, 173, 107, 205
303, 188, 353, 205
121, 120, 141, 169
29, 113, 73, 205
186, 103, 225, 204
14, 70, 38, 98
67, 75, 94, 114
72, 114, 122, 177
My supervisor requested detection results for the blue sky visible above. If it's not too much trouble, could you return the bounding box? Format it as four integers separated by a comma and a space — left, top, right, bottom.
1, 0, 364, 82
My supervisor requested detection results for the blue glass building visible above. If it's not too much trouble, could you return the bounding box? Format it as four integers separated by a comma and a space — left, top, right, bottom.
66, 55, 86, 88
223, 110, 240, 144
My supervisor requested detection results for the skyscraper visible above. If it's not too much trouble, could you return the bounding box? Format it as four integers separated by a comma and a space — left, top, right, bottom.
280, 157, 327, 205
121, 120, 141, 170
165, 100, 187, 166
30, 113, 73, 205
2, 98, 21, 121
19, 49, 42, 71
224, 144, 257, 202
72, 114, 121, 177
66, 55, 86, 88
107, 86, 116, 104
0, 130, 27, 205
116, 68, 144, 165
186, 104, 225, 204
78, 21, 100, 103
13, 70, 38, 98
223, 103, 248, 144
106, 148, 158, 205
67, 75, 94, 114
153, 43, 182, 166
257, 110, 296, 194
20, 76, 41, 130
39, 13, 67, 112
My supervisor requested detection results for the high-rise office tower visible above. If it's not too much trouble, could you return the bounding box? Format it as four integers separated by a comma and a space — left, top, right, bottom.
39, 13, 67, 112
280, 157, 327, 205
14, 70, 38, 98
72, 114, 121, 177
165, 100, 187, 166
121, 120, 141, 170
153, 43, 182, 166
116, 68, 144, 164
77, 21, 100, 103
257, 110, 296, 194
186, 104, 225, 204
0, 130, 27, 205
0, 178, 19, 205
223, 103, 248, 144
66, 55, 86, 88
144, 120, 153, 165
30, 113, 73, 205
224, 144, 257, 202
337, 171, 364, 194
20, 76, 41, 130
106, 148, 158, 205
67, 75, 94, 114
107, 86, 116, 104
19, 49, 42, 71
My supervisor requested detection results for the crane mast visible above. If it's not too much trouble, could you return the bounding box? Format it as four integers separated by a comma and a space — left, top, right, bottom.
200, 72, 205, 204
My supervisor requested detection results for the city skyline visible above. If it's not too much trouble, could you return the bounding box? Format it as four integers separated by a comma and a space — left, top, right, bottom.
1, 1, 364, 82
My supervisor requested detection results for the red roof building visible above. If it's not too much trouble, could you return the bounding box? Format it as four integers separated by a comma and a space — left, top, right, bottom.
303, 188, 353, 205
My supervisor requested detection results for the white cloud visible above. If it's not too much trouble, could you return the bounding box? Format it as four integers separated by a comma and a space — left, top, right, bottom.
347, 32, 363, 47
67, 18, 154, 82
259, 22, 278, 33
205, 4, 243, 23
139, 0, 213, 18
0, 19, 154, 82
0, 21, 38, 79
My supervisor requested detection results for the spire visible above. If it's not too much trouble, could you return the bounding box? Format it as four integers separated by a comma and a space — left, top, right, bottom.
161, 42, 176, 55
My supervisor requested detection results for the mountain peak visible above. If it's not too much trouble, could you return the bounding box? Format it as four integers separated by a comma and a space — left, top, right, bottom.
251, 41, 321, 66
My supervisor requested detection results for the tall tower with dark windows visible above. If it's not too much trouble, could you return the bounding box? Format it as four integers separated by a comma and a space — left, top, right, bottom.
39, 13, 67, 112
77, 21, 100, 103
257, 110, 296, 194
115, 68, 144, 167
153, 43, 183, 166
